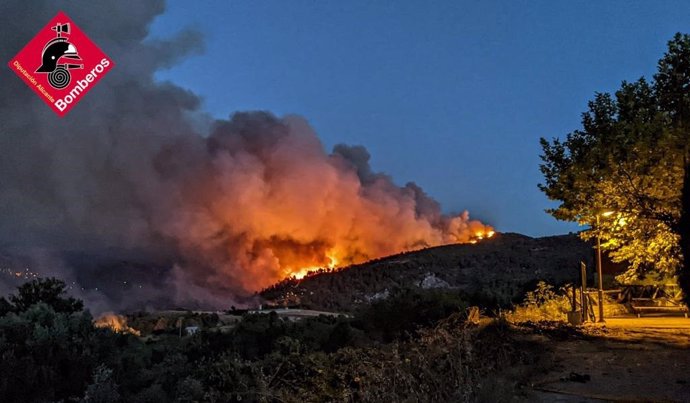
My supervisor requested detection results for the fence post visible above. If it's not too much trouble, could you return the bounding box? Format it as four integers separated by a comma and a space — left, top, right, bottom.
580, 261, 587, 322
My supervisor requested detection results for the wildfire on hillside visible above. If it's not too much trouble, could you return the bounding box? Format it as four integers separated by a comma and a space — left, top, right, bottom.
165, 114, 497, 294
284, 227, 495, 281
470, 229, 496, 244
0, 4, 497, 302
0, 2, 497, 306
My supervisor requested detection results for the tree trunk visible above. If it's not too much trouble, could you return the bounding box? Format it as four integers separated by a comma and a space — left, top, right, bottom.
680, 155, 690, 307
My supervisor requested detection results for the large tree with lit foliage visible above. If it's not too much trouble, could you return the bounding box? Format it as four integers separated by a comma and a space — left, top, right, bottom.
539, 34, 690, 296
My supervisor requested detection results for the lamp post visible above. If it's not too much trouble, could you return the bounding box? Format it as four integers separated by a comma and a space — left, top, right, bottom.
596, 211, 614, 323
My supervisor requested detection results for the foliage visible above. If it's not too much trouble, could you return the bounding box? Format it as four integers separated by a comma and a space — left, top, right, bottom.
0, 278, 531, 402
82, 365, 121, 403
681, 155, 690, 306
9, 277, 84, 313
0, 303, 99, 402
539, 33, 690, 284
354, 288, 468, 342
523, 281, 559, 306
508, 281, 629, 323
0, 278, 95, 402
508, 281, 571, 323
189, 316, 532, 403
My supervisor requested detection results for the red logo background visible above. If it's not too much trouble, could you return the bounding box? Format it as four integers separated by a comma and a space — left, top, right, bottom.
8, 11, 114, 117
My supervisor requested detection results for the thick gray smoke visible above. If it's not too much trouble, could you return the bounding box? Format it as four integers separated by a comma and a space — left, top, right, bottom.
0, 0, 490, 310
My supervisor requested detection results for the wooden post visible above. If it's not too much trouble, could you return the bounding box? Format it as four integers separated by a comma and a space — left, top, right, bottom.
567, 281, 583, 325
572, 283, 577, 312
580, 261, 587, 322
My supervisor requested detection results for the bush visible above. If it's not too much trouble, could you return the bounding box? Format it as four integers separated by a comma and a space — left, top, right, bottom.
507, 281, 571, 323
0, 278, 529, 402
82, 365, 120, 403
0, 303, 98, 402
354, 288, 468, 342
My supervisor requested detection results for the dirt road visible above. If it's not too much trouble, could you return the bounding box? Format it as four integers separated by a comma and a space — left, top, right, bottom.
524, 316, 690, 402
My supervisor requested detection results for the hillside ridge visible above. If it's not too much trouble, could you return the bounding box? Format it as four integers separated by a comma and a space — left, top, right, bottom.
261, 232, 594, 311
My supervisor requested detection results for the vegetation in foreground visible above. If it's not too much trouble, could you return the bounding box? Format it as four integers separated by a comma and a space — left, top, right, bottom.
0, 278, 539, 402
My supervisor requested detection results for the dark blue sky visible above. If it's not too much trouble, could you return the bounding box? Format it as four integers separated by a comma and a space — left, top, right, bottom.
149, 1, 690, 236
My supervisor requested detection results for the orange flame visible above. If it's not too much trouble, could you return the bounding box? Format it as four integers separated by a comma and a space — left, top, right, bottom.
284, 226, 494, 280
94, 313, 141, 336
288, 250, 340, 280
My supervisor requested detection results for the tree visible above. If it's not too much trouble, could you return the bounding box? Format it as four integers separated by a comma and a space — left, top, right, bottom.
8, 277, 83, 314
81, 365, 120, 403
0, 303, 98, 402
539, 33, 690, 285
0, 296, 12, 316
680, 159, 690, 306
657, 33, 690, 302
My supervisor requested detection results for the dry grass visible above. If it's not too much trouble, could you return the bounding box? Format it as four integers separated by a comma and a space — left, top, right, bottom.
507, 281, 629, 324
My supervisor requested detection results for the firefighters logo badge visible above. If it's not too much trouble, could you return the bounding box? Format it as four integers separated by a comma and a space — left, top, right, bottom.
8, 11, 114, 117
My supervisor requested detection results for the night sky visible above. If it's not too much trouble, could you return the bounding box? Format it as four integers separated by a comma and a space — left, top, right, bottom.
149, 1, 690, 236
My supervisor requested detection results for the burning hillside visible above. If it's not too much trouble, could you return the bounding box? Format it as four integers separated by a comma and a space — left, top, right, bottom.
0, 0, 491, 307
169, 114, 493, 292
261, 232, 593, 312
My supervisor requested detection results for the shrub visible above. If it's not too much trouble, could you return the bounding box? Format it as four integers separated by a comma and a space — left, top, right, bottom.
354, 288, 468, 342
507, 281, 571, 323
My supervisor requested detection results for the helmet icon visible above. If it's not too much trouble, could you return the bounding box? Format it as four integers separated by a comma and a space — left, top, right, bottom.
35, 23, 83, 89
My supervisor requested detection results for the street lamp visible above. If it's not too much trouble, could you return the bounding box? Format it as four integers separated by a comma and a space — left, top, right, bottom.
596, 211, 614, 323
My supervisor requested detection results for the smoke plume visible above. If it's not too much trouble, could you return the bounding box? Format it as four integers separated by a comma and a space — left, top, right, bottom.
0, 0, 490, 308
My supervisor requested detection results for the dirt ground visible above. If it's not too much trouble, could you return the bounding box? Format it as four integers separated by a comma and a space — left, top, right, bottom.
522, 316, 690, 402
